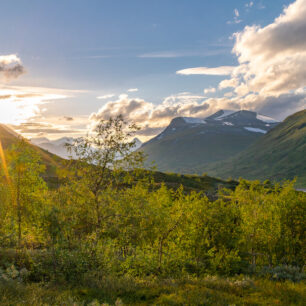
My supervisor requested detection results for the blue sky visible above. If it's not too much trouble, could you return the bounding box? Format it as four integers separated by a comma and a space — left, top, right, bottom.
0, 0, 305, 139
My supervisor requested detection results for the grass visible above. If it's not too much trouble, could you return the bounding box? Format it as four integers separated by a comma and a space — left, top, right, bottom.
0, 276, 305, 305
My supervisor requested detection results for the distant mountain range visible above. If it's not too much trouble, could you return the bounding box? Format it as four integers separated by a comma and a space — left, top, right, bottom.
30, 137, 76, 159
1, 108, 305, 187
30, 136, 143, 159
140, 110, 279, 173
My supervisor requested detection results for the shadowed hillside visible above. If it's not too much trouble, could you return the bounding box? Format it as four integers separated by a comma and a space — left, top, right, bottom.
140, 110, 278, 173
205, 110, 306, 187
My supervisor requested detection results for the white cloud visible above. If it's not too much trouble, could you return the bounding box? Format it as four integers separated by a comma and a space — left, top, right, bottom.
127, 88, 138, 92
204, 87, 216, 94
97, 94, 115, 99
224, 92, 234, 97
177, 66, 236, 76
89, 87, 306, 141
227, 0, 306, 96
0, 54, 25, 80
89, 94, 211, 139
17, 115, 89, 139
219, 78, 239, 89
206, 0, 306, 116
234, 9, 240, 17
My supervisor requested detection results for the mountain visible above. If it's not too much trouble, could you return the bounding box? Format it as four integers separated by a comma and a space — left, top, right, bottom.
140, 110, 279, 173
205, 109, 306, 188
31, 137, 142, 159
133, 137, 143, 150
30, 136, 75, 159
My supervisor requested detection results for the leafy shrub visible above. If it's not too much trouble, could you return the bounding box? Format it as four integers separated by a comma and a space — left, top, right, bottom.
261, 265, 306, 282
0, 265, 29, 282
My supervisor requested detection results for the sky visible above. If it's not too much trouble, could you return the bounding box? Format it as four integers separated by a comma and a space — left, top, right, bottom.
0, 0, 305, 140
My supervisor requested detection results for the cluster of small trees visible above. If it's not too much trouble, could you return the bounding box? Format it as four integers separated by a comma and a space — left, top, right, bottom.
0, 116, 305, 281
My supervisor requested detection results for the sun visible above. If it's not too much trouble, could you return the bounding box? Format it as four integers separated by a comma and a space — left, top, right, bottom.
0, 99, 39, 125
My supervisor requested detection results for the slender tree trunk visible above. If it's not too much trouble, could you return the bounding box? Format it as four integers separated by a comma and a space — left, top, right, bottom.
17, 169, 21, 248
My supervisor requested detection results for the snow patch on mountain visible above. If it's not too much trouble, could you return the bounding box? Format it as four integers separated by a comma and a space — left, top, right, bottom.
244, 127, 267, 134
223, 122, 234, 126
256, 114, 278, 123
215, 110, 236, 120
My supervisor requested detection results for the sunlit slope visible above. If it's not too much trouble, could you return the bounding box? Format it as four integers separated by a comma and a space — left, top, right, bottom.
0, 124, 62, 177
206, 110, 306, 187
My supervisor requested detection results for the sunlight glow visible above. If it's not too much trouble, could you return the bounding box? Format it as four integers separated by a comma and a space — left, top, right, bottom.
0, 88, 68, 124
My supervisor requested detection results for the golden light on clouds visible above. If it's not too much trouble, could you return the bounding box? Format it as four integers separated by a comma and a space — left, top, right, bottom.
0, 87, 68, 125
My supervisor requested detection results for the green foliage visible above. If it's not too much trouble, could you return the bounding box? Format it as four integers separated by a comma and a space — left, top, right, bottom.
0, 139, 47, 248
0, 116, 305, 304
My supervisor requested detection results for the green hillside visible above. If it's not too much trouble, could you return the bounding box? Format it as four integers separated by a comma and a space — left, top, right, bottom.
0, 124, 235, 193
205, 110, 306, 187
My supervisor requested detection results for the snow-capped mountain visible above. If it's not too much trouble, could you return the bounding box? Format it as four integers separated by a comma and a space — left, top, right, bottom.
132, 137, 143, 150
31, 136, 142, 159
146, 110, 279, 143
30, 137, 76, 159
140, 110, 279, 173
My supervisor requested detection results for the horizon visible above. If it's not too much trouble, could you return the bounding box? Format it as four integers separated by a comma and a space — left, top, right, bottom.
0, 0, 305, 141
28, 108, 279, 143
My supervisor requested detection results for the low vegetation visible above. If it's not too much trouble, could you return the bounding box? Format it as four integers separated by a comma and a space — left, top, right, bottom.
0, 116, 305, 305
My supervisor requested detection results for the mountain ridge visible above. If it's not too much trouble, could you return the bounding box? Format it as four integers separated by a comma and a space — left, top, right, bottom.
140, 109, 279, 173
